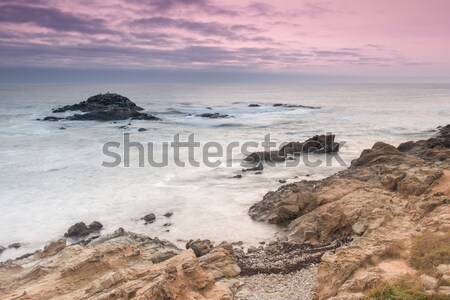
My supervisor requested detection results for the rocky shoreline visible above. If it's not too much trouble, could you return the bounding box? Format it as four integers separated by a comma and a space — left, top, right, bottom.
1, 125, 449, 300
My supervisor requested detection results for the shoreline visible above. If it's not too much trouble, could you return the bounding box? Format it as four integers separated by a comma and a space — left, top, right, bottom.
1, 125, 449, 300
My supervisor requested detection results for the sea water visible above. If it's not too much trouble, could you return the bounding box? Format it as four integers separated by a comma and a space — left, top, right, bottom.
0, 83, 449, 260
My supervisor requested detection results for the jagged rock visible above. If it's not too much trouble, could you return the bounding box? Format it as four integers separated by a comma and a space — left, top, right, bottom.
142, 213, 156, 224
280, 134, 340, 156
0, 229, 238, 300
186, 239, 214, 257
244, 134, 340, 163
45, 93, 161, 122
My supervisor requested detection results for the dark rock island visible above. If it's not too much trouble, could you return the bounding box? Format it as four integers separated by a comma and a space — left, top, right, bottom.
44, 93, 161, 121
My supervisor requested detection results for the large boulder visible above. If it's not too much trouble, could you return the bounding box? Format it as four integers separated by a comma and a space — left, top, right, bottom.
64, 221, 103, 238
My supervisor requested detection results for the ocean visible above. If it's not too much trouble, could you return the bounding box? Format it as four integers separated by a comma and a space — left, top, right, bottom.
1, 83, 449, 261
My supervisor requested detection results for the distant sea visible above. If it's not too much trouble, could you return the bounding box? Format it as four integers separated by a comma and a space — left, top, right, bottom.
1, 83, 449, 260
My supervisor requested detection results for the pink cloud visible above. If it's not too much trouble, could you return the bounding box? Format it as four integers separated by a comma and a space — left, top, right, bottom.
0, 0, 449, 77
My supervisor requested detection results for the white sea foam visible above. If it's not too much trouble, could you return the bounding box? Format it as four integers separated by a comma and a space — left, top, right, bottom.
0, 83, 449, 261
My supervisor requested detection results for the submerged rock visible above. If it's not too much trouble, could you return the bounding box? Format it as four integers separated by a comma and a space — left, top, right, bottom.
0, 246, 5, 254
164, 212, 173, 218
273, 103, 320, 109
8, 243, 21, 249
248, 104, 260, 107
43, 116, 64, 121
45, 93, 161, 122
196, 113, 230, 118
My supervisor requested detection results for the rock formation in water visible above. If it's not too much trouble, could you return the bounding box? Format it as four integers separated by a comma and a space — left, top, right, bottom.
248, 125, 450, 299
44, 93, 161, 121
244, 134, 340, 163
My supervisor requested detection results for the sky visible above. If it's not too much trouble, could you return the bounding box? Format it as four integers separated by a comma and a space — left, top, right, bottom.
0, 0, 449, 83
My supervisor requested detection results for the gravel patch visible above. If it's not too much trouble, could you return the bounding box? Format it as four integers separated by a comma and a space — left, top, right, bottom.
235, 265, 317, 300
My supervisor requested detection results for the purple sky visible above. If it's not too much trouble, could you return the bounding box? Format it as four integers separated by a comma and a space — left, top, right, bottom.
1, 0, 449, 81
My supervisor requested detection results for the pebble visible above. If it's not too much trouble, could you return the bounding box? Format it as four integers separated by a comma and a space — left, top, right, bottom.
236, 265, 317, 300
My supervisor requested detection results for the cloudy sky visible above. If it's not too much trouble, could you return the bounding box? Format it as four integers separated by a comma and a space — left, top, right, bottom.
0, 0, 449, 82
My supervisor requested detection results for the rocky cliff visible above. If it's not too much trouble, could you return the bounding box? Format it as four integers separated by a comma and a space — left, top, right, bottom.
249, 125, 450, 299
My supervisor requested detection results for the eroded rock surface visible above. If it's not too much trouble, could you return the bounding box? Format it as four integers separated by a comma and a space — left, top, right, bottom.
248, 125, 450, 299
0, 228, 240, 300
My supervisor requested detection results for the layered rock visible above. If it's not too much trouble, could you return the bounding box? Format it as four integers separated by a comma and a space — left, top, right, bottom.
248, 125, 450, 299
45, 93, 161, 121
0, 228, 240, 300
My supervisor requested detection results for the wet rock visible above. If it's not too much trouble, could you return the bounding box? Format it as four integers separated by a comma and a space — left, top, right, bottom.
248, 104, 260, 107
164, 212, 173, 218
67, 109, 160, 121
186, 239, 214, 257
64, 222, 90, 238
255, 171, 262, 175
233, 174, 242, 178
196, 113, 230, 119
88, 221, 103, 231
280, 134, 340, 156
244, 151, 286, 163
273, 103, 320, 109
163, 223, 172, 227
64, 221, 103, 238
0, 246, 5, 254
59, 127, 66, 130
138, 127, 147, 131
46, 93, 161, 122
43, 116, 64, 121
8, 243, 21, 249
278, 179, 287, 184
142, 213, 156, 224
